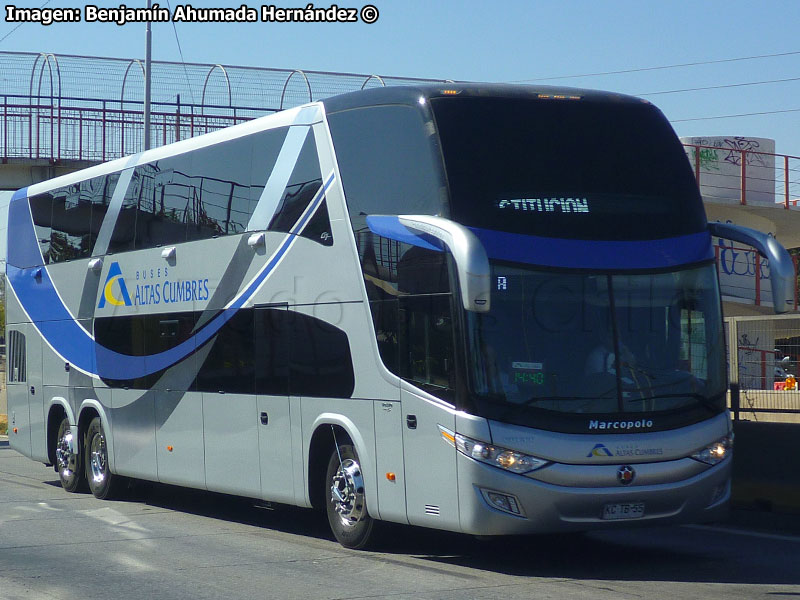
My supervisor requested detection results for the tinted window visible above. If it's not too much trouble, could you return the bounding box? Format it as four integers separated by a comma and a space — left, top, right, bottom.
299, 199, 333, 246
196, 310, 255, 394
362, 236, 455, 401
289, 311, 355, 398
268, 132, 323, 233
431, 96, 705, 241
108, 128, 288, 253
95, 311, 199, 389
327, 104, 449, 239
29, 194, 53, 263
31, 173, 119, 263
255, 307, 289, 395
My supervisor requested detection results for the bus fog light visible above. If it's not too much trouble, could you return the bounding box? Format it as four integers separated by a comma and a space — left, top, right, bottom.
480, 488, 524, 516
691, 433, 733, 466
709, 481, 729, 505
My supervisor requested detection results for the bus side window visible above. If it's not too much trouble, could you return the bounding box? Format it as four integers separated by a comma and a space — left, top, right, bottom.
106, 127, 288, 253
29, 193, 53, 264
364, 236, 455, 401
267, 131, 328, 242
326, 103, 449, 243
49, 173, 119, 263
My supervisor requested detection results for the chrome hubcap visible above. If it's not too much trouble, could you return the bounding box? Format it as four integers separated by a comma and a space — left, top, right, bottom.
55, 428, 77, 477
330, 458, 366, 528
89, 432, 107, 484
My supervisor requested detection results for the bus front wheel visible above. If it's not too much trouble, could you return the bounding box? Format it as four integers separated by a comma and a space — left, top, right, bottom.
325, 442, 375, 549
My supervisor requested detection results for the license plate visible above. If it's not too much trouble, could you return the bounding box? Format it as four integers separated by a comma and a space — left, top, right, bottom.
602, 502, 645, 520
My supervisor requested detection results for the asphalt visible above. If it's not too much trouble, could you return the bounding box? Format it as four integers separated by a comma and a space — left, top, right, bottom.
2, 422, 799, 537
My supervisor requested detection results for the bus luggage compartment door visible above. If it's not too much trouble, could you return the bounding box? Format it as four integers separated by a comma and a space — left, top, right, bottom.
401, 386, 459, 530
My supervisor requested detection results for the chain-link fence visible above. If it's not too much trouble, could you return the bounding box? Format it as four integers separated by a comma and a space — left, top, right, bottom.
726, 315, 800, 422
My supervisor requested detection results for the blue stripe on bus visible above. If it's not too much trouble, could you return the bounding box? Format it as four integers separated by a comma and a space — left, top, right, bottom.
8, 174, 335, 380
468, 228, 714, 270
365, 216, 445, 252
7, 188, 45, 269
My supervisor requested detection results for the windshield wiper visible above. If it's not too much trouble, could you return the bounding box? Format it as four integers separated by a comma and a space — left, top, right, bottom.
520, 387, 618, 407
626, 392, 723, 412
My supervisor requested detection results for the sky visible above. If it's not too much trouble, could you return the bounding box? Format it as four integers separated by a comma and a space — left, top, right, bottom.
1, 0, 798, 156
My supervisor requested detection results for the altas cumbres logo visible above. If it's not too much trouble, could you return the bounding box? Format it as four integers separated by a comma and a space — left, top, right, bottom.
587, 443, 614, 458
98, 262, 132, 308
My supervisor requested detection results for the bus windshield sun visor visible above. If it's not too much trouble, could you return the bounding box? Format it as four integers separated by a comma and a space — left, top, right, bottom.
707, 222, 794, 313
366, 215, 491, 312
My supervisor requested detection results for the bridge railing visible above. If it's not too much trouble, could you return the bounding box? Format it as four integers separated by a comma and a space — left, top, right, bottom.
683, 143, 800, 208
5, 93, 800, 207
1, 94, 268, 162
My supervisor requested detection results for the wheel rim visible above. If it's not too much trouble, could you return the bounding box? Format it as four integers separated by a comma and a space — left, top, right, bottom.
55, 427, 77, 477
89, 431, 108, 484
330, 458, 366, 528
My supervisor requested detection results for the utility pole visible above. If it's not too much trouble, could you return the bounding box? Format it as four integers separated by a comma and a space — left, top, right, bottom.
144, 0, 152, 151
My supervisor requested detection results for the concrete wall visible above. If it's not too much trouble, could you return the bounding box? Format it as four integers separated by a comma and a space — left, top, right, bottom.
0, 159, 98, 191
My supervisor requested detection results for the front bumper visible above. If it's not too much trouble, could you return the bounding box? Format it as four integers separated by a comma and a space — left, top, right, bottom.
456, 451, 732, 536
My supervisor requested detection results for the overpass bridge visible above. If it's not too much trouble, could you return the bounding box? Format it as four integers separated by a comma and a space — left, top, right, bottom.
0, 50, 451, 185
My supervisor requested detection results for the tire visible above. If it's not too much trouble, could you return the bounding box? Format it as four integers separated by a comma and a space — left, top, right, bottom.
55, 416, 86, 493
85, 417, 122, 500
325, 442, 375, 549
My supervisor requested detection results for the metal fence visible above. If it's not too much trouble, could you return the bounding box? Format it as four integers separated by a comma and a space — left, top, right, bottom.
684, 142, 800, 208
726, 315, 800, 421
0, 50, 452, 162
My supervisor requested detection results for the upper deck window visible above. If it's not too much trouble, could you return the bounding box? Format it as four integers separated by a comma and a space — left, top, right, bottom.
108, 127, 288, 253
30, 173, 119, 263
431, 96, 705, 241
327, 104, 449, 233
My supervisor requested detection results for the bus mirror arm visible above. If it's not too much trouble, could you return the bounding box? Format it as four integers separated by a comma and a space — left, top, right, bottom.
367, 214, 491, 313
397, 215, 491, 313
708, 222, 794, 314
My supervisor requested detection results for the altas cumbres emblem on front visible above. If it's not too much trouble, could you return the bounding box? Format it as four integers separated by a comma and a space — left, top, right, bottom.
617, 465, 636, 486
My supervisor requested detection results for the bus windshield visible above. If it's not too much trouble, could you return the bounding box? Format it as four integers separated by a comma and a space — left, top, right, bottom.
430, 95, 705, 241
465, 263, 727, 418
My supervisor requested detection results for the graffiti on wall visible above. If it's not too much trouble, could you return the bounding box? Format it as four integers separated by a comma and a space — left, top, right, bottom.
687, 137, 769, 170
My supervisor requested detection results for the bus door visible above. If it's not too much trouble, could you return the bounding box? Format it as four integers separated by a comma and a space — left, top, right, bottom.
255, 305, 294, 504
201, 309, 260, 498
397, 291, 460, 530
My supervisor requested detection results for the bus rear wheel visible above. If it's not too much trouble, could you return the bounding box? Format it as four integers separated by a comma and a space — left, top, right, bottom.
326, 442, 375, 549
85, 417, 122, 500
55, 416, 86, 493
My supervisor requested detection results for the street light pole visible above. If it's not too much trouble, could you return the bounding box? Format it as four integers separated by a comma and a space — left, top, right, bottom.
144, 0, 152, 151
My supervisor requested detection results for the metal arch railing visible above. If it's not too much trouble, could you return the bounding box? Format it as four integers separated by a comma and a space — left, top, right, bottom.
121, 59, 146, 108
28, 53, 62, 160
279, 70, 313, 110
201, 64, 232, 114
360, 74, 386, 89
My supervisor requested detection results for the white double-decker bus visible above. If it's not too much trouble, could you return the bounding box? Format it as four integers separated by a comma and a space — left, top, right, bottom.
6, 84, 793, 548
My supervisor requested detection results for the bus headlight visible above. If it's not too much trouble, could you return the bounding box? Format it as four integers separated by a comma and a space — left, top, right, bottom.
452, 431, 549, 474
691, 433, 734, 466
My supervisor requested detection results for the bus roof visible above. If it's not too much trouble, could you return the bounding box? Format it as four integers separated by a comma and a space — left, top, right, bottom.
321, 83, 650, 113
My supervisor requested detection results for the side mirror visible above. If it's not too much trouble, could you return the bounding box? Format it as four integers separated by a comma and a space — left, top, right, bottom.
708, 222, 794, 314
365, 215, 491, 312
